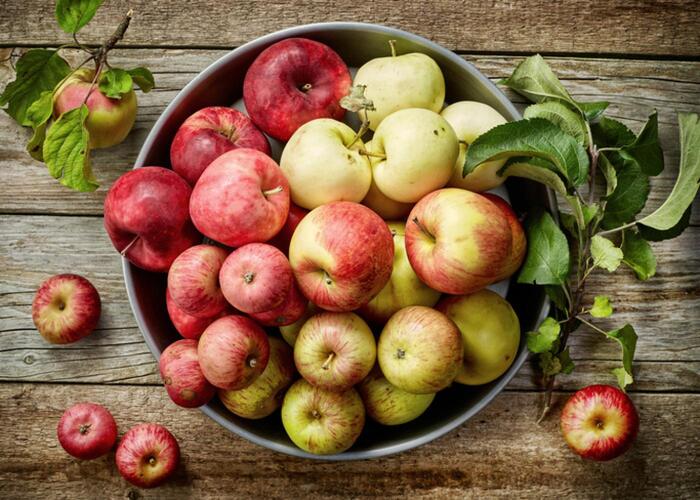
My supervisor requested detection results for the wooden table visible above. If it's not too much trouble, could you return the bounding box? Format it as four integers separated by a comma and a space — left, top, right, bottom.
1, 1, 699, 497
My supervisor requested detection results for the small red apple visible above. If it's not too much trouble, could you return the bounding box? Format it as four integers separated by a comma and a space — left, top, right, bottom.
159, 339, 215, 408
243, 38, 351, 141
104, 167, 201, 273
189, 148, 290, 247
481, 193, 526, 281
167, 244, 229, 318
116, 423, 180, 488
170, 106, 271, 186
198, 315, 270, 390
32, 274, 101, 344
219, 243, 293, 314
248, 281, 307, 327
165, 289, 228, 340
54, 68, 136, 149
560, 384, 639, 461
268, 203, 308, 254
57, 402, 117, 459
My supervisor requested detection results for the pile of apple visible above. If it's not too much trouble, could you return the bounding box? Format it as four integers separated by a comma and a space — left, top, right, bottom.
103, 37, 527, 456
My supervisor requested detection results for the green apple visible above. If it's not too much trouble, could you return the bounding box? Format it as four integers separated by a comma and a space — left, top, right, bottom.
360, 222, 441, 324
279, 302, 317, 347
377, 306, 462, 394
353, 44, 445, 131
218, 337, 296, 419
437, 290, 520, 385
360, 140, 414, 220
441, 101, 508, 192
357, 365, 435, 425
281, 379, 365, 455
371, 108, 458, 203
280, 119, 371, 209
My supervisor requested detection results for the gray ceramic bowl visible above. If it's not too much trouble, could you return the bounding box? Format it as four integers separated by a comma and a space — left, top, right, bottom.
128, 22, 552, 460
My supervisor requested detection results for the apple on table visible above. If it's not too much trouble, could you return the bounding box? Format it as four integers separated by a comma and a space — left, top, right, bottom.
116, 423, 180, 488
57, 402, 118, 460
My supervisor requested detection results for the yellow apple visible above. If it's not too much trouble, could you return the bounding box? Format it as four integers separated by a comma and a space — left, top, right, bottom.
361, 141, 414, 220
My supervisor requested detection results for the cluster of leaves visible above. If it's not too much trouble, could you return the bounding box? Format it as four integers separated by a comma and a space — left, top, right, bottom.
0, 0, 154, 191
464, 55, 699, 401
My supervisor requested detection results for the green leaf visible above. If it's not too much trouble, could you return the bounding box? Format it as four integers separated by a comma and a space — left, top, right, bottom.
621, 230, 657, 280
499, 160, 567, 195
55, 0, 104, 33
598, 152, 618, 196
577, 101, 609, 121
518, 210, 570, 285
583, 203, 599, 226
27, 122, 49, 161
523, 101, 588, 145
98, 68, 133, 99
612, 367, 634, 390
601, 161, 650, 229
464, 118, 589, 187
43, 105, 98, 192
539, 352, 562, 376
544, 285, 568, 312
638, 112, 700, 234
558, 348, 575, 375
638, 205, 692, 242
591, 116, 636, 148
619, 112, 664, 176
499, 54, 574, 105
25, 90, 54, 161
605, 324, 637, 391
591, 235, 623, 272
0, 49, 70, 126
526, 317, 561, 354
126, 67, 155, 93
590, 295, 613, 318
558, 212, 578, 237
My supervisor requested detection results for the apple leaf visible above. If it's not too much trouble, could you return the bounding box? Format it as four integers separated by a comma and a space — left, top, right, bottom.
464, 118, 589, 187
55, 0, 105, 34
638, 112, 700, 236
598, 152, 618, 196
523, 101, 588, 145
499, 160, 568, 195
0, 49, 70, 126
527, 317, 561, 354
591, 116, 636, 148
340, 84, 375, 113
600, 161, 650, 229
518, 210, 570, 285
605, 324, 637, 391
621, 230, 656, 280
43, 105, 98, 192
558, 347, 575, 375
590, 295, 613, 318
99, 68, 133, 99
25, 90, 54, 161
126, 67, 155, 93
499, 54, 574, 105
619, 112, 664, 176
638, 205, 692, 242
591, 235, 623, 272
544, 285, 568, 312
577, 100, 609, 121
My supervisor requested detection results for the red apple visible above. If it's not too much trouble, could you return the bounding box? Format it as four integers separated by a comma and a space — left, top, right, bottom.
189, 148, 290, 247
560, 384, 639, 461
56, 402, 117, 459
219, 243, 293, 314
269, 203, 308, 254
116, 423, 180, 488
289, 201, 394, 311
481, 193, 527, 281
405, 188, 512, 294
54, 68, 136, 149
243, 37, 351, 141
249, 281, 307, 327
165, 289, 229, 340
32, 274, 101, 344
198, 315, 270, 390
104, 167, 201, 273
159, 339, 215, 408
170, 106, 271, 186
167, 244, 228, 318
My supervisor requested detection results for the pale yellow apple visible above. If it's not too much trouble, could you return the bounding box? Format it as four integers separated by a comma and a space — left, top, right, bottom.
280, 119, 371, 209
440, 101, 508, 192
436, 290, 520, 385
279, 302, 317, 347
371, 108, 458, 203
360, 141, 414, 219
353, 49, 445, 131
360, 222, 440, 324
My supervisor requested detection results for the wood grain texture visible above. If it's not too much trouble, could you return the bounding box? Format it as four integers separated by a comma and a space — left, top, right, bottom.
1, 383, 698, 498
2, 215, 698, 388
2, 0, 699, 57
1, 48, 698, 219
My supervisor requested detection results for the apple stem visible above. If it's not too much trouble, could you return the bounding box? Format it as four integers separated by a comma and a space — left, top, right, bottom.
243, 272, 255, 284
120, 235, 140, 257
321, 352, 335, 370
388, 39, 397, 57
411, 216, 435, 242
248, 357, 258, 368
459, 140, 469, 147
358, 149, 386, 160
263, 186, 283, 197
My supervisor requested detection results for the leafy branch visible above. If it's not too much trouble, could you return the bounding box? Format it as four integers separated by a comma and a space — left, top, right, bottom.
466, 55, 700, 421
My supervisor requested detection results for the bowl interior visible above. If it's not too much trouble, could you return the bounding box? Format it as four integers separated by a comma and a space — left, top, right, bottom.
128, 22, 552, 460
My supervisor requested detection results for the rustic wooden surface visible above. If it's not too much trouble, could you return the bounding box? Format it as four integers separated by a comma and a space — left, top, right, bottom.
1, 1, 699, 498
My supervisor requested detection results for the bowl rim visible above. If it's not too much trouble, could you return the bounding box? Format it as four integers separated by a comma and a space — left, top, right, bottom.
127, 21, 552, 461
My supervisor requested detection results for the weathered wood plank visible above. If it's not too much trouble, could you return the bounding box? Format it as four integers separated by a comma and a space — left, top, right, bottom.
2, 0, 699, 57
1, 215, 698, 387
0, 383, 697, 498
1, 48, 698, 219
